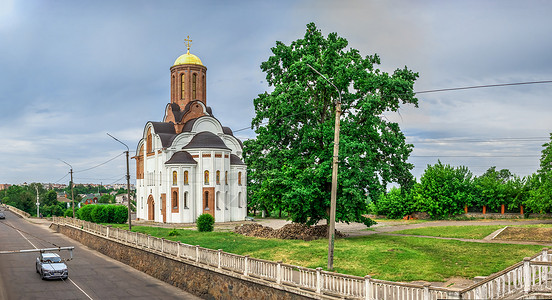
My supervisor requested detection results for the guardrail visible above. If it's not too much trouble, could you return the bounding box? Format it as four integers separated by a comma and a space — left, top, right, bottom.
52, 217, 552, 299
4, 204, 31, 218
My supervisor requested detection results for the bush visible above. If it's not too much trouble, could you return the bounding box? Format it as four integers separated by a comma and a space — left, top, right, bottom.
103, 205, 115, 223
168, 229, 180, 236
64, 208, 74, 217
91, 205, 108, 223
374, 187, 415, 219
113, 205, 128, 224
77, 204, 95, 221
197, 213, 214, 232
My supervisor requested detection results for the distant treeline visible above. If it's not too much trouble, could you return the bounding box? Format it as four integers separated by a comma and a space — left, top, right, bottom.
372, 161, 551, 219
0, 183, 129, 217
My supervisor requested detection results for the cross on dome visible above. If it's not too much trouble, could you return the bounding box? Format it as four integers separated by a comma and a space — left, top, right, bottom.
184, 36, 192, 52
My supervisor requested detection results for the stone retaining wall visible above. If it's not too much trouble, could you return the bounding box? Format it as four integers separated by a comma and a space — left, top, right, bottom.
51, 223, 325, 300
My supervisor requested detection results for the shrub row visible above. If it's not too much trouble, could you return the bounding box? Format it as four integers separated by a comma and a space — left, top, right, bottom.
74, 204, 128, 224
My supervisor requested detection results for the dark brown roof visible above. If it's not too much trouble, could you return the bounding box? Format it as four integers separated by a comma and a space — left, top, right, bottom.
182, 131, 230, 150
165, 151, 197, 165
149, 122, 176, 148
230, 154, 245, 165
151, 122, 176, 134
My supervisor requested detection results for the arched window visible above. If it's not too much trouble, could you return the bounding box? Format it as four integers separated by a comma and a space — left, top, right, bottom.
192, 74, 197, 99
225, 171, 228, 185
216, 170, 220, 185
171, 75, 175, 100
180, 74, 186, 100
204, 191, 209, 209
183, 171, 189, 185
204, 170, 209, 185
146, 128, 152, 153
159, 172, 162, 186
238, 192, 242, 208
238, 172, 242, 186
172, 191, 178, 210
216, 192, 220, 210
202, 74, 206, 99
183, 192, 188, 208
172, 171, 177, 186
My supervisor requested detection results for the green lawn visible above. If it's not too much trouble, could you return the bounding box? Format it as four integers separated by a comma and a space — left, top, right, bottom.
392, 225, 506, 239
114, 225, 542, 282
392, 224, 552, 239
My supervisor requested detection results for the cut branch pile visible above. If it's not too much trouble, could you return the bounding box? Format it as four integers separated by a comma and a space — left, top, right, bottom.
234, 223, 346, 241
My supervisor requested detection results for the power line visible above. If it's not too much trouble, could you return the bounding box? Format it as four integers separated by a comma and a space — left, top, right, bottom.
54, 173, 69, 184
232, 80, 552, 134
408, 137, 549, 144
415, 80, 552, 94
410, 155, 538, 158
74, 152, 125, 173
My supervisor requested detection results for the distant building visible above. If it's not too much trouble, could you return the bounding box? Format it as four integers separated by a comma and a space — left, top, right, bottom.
134, 41, 247, 223
0, 184, 11, 191
81, 194, 100, 205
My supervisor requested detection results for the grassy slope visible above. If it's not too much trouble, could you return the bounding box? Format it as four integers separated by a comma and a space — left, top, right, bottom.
118, 225, 542, 282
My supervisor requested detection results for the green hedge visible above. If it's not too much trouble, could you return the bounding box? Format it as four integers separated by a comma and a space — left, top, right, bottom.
76, 204, 128, 224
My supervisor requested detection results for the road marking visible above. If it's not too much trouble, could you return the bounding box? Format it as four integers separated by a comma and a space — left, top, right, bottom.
68, 278, 94, 300
11, 221, 39, 249
10, 219, 94, 300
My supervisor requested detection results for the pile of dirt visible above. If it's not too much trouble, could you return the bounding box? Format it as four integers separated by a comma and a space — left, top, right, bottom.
494, 227, 552, 242
234, 223, 347, 241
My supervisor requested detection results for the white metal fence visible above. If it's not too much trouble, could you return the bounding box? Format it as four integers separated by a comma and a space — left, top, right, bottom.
52, 217, 552, 300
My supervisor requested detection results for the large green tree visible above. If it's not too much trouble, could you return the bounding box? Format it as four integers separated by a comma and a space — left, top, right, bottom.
412, 161, 474, 219
525, 133, 552, 213
244, 23, 419, 225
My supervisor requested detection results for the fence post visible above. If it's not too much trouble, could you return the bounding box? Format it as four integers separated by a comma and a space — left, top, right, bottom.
106, 225, 110, 238
523, 257, 531, 294
364, 275, 372, 300
177, 242, 181, 258
277, 261, 282, 285
423, 283, 431, 300
316, 267, 322, 294
136, 232, 138, 246
195, 245, 200, 262
218, 249, 222, 269
542, 248, 549, 282
244, 255, 249, 276
161, 238, 164, 253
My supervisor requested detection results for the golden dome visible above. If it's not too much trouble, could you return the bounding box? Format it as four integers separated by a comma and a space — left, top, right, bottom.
173, 50, 203, 66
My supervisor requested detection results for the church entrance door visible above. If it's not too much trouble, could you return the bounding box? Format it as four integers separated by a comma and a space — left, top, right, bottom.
202, 187, 215, 218
147, 195, 154, 221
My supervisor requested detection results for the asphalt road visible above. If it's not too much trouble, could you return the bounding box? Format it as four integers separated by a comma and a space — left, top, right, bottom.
0, 210, 200, 300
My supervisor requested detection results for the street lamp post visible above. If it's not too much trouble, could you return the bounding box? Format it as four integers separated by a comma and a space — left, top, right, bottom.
107, 133, 132, 231
35, 186, 40, 218
60, 160, 75, 218
306, 64, 342, 270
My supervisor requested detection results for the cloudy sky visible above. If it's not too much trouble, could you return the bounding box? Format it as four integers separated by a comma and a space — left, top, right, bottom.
1, 0, 551, 185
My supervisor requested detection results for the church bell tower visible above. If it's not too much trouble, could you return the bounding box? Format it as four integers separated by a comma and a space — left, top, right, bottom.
170, 36, 207, 110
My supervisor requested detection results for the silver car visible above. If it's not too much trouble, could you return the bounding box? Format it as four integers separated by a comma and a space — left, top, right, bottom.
36, 252, 68, 280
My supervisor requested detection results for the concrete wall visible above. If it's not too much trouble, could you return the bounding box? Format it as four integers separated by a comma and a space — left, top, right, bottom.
51, 224, 324, 300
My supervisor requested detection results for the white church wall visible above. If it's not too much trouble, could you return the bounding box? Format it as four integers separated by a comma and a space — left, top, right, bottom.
192, 117, 224, 135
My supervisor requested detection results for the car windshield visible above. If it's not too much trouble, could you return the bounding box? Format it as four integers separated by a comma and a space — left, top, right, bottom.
44, 256, 62, 263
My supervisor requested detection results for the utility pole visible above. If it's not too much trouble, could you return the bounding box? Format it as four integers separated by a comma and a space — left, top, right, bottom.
307, 64, 342, 270
107, 133, 132, 231
61, 160, 75, 218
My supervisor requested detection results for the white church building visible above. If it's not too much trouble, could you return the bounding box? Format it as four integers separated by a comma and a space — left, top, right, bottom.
134, 41, 247, 223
